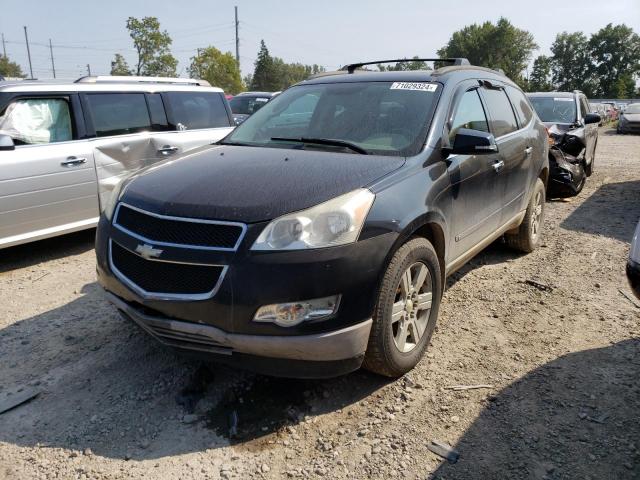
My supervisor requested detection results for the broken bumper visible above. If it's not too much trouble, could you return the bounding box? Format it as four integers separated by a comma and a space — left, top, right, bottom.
103, 290, 372, 378
548, 148, 585, 197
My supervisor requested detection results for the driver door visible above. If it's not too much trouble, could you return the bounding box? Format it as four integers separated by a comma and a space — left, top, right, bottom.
445, 85, 504, 259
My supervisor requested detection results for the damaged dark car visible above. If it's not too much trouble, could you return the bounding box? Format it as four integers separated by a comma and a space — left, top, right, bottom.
527, 91, 600, 197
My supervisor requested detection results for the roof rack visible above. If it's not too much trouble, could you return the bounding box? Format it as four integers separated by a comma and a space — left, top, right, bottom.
75, 75, 211, 87
341, 58, 470, 74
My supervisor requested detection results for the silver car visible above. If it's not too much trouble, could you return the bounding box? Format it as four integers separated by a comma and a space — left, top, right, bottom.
0, 76, 235, 249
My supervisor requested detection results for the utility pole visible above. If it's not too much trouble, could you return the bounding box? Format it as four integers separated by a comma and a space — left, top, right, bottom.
1, 33, 6, 58
23, 26, 33, 79
86, 64, 91, 76
49, 39, 56, 78
234, 6, 240, 66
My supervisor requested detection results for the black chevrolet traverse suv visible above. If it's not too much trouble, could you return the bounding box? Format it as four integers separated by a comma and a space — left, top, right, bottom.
96, 58, 549, 378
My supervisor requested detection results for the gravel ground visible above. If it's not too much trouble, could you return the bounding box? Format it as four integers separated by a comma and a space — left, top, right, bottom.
0, 127, 638, 480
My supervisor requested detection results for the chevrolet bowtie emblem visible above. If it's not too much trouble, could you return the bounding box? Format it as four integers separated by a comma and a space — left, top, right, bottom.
135, 243, 163, 260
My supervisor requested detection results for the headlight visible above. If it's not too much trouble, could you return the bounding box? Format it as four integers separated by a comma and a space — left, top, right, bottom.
103, 177, 131, 221
251, 188, 375, 251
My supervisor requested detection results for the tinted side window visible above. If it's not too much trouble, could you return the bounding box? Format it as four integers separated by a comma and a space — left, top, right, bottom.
0, 97, 73, 145
165, 92, 230, 130
506, 86, 534, 126
86, 93, 151, 137
482, 88, 518, 137
450, 89, 489, 140
147, 94, 168, 130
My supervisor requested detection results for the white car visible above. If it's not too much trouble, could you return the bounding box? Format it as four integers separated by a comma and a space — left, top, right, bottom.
0, 76, 235, 248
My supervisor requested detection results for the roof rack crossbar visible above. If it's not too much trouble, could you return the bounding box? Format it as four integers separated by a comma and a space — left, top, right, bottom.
341, 58, 470, 74
75, 75, 211, 87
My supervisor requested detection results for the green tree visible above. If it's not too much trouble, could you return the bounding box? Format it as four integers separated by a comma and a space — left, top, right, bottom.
188, 47, 244, 94
110, 53, 132, 75
437, 17, 537, 85
249, 40, 323, 91
125, 16, 178, 76
251, 40, 277, 90
528, 55, 553, 91
0, 55, 25, 78
549, 32, 593, 95
588, 23, 640, 98
378, 56, 429, 71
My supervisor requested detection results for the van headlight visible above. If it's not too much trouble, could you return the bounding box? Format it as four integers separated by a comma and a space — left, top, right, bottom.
251, 189, 375, 250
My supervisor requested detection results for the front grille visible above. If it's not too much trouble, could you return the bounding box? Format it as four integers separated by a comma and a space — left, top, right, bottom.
110, 241, 224, 296
114, 204, 244, 250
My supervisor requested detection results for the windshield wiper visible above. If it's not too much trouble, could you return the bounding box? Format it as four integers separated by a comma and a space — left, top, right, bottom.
270, 137, 368, 155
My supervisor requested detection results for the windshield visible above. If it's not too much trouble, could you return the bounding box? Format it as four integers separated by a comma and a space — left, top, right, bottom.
625, 103, 640, 114
529, 96, 577, 124
229, 95, 271, 115
223, 81, 441, 156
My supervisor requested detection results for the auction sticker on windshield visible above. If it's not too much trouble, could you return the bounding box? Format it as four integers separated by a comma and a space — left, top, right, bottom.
390, 82, 438, 92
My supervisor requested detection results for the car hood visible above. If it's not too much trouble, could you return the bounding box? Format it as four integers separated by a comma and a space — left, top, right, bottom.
120, 145, 405, 223
622, 113, 640, 122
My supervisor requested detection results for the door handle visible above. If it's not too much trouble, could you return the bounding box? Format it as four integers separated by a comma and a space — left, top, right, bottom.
60, 156, 87, 167
492, 159, 505, 173
157, 145, 179, 156
524, 146, 533, 156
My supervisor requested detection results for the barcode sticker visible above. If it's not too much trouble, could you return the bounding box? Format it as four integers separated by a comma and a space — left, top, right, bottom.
390, 82, 438, 92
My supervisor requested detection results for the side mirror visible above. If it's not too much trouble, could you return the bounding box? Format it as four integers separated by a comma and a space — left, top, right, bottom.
0, 134, 15, 151
584, 113, 600, 125
448, 128, 498, 155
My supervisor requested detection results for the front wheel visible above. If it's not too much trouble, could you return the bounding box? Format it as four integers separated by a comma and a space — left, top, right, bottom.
363, 238, 442, 377
505, 178, 545, 253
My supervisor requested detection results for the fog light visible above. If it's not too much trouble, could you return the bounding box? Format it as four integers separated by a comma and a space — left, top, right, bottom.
253, 295, 341, 327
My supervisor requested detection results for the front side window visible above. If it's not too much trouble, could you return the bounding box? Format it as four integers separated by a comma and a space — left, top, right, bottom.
0, 98, 72, 145
230, 95, 272, 115
165, 92, 231, 130
224, 81, 441, 156
529, 96, 577, 124
482, 88, 519, 137
86, 93, 151, 137
449, 89, 489, 141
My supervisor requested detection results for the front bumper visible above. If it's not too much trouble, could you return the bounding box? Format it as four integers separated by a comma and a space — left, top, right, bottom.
547, 148, 585, 197
96, 213, 397, 376
106, 290, 371, 377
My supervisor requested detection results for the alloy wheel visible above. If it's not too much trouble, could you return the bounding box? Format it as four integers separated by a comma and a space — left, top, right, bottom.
391, 262, 433, 353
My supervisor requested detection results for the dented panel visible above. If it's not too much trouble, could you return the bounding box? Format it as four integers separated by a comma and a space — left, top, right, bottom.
547, 124, 587, 197
91, 127, 233, 209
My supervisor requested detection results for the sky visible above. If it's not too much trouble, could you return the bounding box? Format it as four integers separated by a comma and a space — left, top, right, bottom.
1, 0, 639, 81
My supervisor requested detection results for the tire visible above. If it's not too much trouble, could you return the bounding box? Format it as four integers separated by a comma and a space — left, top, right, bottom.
363, 237, 442, 377
505, 178, 545, 253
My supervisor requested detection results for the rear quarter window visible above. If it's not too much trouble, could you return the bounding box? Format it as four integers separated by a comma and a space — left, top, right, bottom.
165, 92, 231, 130
506, 86, 534, 127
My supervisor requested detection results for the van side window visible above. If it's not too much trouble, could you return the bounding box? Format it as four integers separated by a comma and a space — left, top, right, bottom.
505, 86, 534, 127
482, 87, 519, 138
0, 98, 73, 145
86, 93, 151, 137
165, 92, 231, 130
449, 89, 489, 141
147, 94, 169, 131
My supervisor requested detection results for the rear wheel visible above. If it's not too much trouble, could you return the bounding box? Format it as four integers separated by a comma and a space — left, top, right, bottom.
363, 238, 442, 377
505, 178, 545, 253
